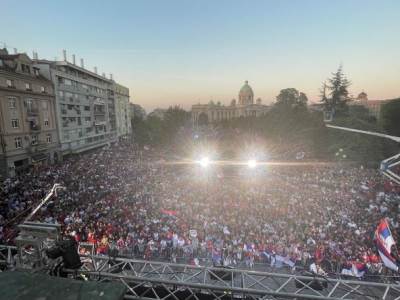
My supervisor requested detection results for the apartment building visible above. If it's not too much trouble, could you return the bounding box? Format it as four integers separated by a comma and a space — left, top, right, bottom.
35, 53, 118, 155
114, 83, 131, 138
0, 49, 59, 178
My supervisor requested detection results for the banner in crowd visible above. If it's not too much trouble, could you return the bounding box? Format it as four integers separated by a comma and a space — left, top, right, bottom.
375, 218, 399, 272
161, 209, 178, 216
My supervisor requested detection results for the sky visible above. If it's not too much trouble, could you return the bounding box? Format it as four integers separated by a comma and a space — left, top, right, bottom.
1, 0, 399, 112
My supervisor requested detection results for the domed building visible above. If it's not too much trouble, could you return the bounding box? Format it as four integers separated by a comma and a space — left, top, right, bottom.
192, 81, 270, 126
238, 81, 254, 105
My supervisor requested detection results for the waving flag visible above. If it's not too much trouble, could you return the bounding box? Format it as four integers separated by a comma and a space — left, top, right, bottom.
375, 219, 399, 271
341, 262, 367, 278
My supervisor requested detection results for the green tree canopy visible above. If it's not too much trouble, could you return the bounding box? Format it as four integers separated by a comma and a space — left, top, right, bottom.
380, 99, 400, 136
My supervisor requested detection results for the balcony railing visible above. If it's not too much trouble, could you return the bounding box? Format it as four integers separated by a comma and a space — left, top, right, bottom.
30, 124, 41, 132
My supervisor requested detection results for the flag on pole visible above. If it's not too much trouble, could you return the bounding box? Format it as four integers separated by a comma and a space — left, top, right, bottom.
375, 219, 399, 272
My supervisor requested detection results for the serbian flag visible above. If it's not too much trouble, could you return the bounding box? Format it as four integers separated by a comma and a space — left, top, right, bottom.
375, 219, 398, 271
161, 209, 178, 216
341, 262, 367, 278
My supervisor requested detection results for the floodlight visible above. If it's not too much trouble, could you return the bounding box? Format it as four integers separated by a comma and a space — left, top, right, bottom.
199, 157, 210, 167
247, 159, 257, 169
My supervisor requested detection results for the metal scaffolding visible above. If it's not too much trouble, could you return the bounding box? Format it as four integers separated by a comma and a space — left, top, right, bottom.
2, 244, 400, 299
62, 254, 400, 300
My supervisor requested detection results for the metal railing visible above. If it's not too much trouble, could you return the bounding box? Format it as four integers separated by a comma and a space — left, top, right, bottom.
1, 244, 400, 299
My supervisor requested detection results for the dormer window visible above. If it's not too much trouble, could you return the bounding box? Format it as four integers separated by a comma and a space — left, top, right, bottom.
21, 64, 31, 74
34, 68, 40, 76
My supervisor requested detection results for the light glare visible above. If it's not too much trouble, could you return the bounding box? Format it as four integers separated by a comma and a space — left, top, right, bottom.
199, 157, 210, 167
247, 159, 257, 168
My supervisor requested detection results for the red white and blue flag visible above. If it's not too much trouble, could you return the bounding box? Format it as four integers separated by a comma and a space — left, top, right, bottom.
375, 219, 398, 272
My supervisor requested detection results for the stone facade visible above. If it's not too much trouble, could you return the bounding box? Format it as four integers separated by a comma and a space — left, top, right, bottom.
191, 81, 270, 126
0, 49, 59, 178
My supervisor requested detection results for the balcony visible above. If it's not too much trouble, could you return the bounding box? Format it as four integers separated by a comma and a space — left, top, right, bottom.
94, 120, 107, 126
29, 123, 41, 132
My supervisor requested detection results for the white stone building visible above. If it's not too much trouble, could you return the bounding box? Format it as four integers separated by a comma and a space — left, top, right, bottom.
191, 81, 270, 126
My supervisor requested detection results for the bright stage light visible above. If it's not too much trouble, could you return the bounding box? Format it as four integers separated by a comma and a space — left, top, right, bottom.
247, 159, 257, 168
199, 157, 210, 167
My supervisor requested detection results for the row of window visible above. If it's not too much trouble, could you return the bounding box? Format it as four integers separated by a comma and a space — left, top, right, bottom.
6, 79, 46, 93
14, 134, 52, 149
57, 66, 110, 87
10, 118, 49, 129
8, 96, 49, 111
58, 90, 105, 104
58, 77, 107, 95
62, 116, 92, 127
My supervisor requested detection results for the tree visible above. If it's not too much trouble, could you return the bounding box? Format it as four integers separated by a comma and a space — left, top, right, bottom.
323, 65, 351, 115
380, 99, 400, 136
275, 88, 308, 109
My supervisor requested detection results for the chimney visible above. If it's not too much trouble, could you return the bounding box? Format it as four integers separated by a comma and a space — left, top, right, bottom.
80, 58, 84, 68
72, 54, 76, 65
94, 67, 97, 74
110, 73, 113, 80
62, 49, 67, 61
35, 52, 38, 59
13, 48, 17, 54
102, 72, 106, 78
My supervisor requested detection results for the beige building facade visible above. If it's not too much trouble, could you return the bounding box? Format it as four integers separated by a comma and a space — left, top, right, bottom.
0, 49, 59, 178
114, 83, 131, 138
192, 81, 270, 126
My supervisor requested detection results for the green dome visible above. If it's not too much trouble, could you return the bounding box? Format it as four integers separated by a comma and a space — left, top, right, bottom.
239, 80, 254, 97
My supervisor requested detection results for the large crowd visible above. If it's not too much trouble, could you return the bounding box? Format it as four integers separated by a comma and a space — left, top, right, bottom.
1, 142, 400, 278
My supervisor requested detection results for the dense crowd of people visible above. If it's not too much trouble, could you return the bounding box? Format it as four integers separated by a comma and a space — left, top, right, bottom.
1, 141, 400, 279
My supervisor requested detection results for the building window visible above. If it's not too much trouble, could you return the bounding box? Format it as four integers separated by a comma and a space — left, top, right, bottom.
25, 83, 32, 91
34, 69, 40, 76
15, 137, 22, 149
6, 79, 14, 88
44, 119, 49, 126
84, 106, 90, 111
26, 99, 33, 112
31, 135, 38, 145
46, 134, 52, 143
59, 90, 64, 98
8, 97, 17, 109
40, 86, 46, 93
11, 119, 19, 128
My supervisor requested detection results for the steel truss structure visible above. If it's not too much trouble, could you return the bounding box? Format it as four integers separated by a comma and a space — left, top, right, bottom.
63, 254, 400, 300
2, 244, 400, 299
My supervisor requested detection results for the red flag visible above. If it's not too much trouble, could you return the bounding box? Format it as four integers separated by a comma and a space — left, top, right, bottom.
161, 209, 178, 216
